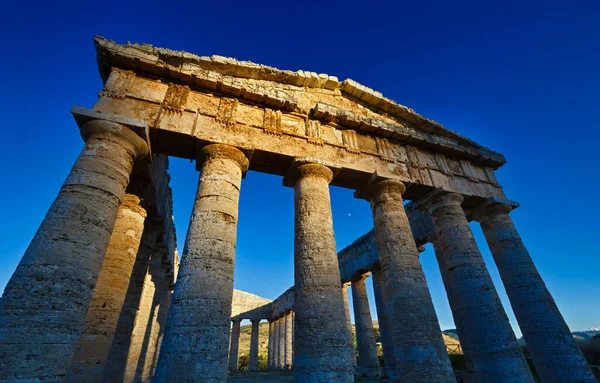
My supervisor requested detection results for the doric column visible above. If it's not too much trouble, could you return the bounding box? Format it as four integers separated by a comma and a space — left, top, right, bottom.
357, 179, 454, 382
284, 311, 293, 369
341, 282, 357, 370
0, 120, 148, 381
273, 318, 281, 370
370, 269, 395, 377
154, 144, 249, 383
290, 162, 354, 382
267, 320, 275, 370
248, 320, 260, 372
103, 223, 159, 382
291, 311, 295, 366
478, 202, 596, 382
67, 193, 147, 382
351, 275, 381, 379
423, 192, 534, 382
429, 235, 479, 383
278, 316, 286, 369
229, 319, 242, 373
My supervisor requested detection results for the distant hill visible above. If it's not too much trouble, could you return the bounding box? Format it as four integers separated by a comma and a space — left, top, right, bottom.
573, 331, 600, 340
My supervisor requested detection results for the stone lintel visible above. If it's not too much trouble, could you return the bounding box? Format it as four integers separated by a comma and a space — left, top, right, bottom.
71, 106, 152, 161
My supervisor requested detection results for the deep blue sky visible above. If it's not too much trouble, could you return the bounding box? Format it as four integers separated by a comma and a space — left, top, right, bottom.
1, 1, 598, 335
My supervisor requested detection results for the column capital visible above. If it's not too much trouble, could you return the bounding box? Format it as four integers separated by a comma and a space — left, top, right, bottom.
417, 190, 464, 213
351, 273, 370, 283
355, 177, 405, 202
231, 318, 242, 324
81, 119, 149, 160
196, 143, 250, 173
282, 158, 340, 186
470, 198, 519, 222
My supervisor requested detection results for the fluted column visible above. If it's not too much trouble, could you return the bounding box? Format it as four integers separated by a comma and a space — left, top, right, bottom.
423, 192, 534, 382
429, 235, 479, 382
357, 179, 454, 382
291, 162, 354, 382
229, 319, 242, 373
103, 222, 158, 382
67, 193, 147, 382
479, 202, 596, 383
248, 320, 260, 372
370, 269, 395, 377
0, 120, 148, 382
278, 316, 286, 369
154, 144, 249, 383
342, 282, 357, 370
284, 312, 293, 369
268, 320, 275, 370
351, 275, 381, 379
273, 319, 281, 370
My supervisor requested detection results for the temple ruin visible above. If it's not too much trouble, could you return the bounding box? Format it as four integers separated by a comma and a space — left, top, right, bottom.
0, 36, 596, 383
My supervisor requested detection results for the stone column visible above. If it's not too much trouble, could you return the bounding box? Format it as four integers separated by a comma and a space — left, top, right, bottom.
479, 202, 596, 382
229, 319, 242, 373
284, 312, 293, 369
267, 320, 275, 370
103, 222, 158, 382
351, 275, 381, 379
278, 316, 286, 369
291, 162, 354, 383
248, 320, 260, 372
67, 193, 147, 382
371, 269, 395, 377
429, 235, 479, 383
154, 144, 248, 383
291, 311, 295, 367
0, 120, 147, 382
423, 192, 534, 382
342, 282, 357, 370
357, 179, 454, 382
273, 319, 280, 370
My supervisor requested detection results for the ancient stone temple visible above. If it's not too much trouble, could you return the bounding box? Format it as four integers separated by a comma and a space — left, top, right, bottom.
0, 36, 595, 383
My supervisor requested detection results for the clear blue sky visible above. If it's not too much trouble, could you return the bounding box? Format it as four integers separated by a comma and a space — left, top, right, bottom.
1, 1, 598, 336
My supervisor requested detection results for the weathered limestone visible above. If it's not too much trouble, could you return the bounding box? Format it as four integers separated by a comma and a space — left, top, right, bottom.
67, 193, 147, 383
342, 282, 357, 370
103, 221, 158, 382
291, 162, 355, 383
284, 311, 293, 369
154, 144, 249, 382
267, 320, 275, 370
358, 179, 455, 382
248, 320, 260, 372
229, 319, 242, 372
423, 192, 534, 382
371, 269, 395, 377
0, 120, 147, 382
274, 318, 281, 369
478, 202, 596, 383
429, 235, 479, 383
277, 316, 286, 369
351, 275, 381, 379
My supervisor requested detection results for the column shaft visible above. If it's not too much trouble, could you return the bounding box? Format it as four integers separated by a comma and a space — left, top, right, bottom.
248, 320, 260, 372
67, 193, 147, 383
351, 276, 381, 378
103, 224, 158, 382
0, 120, 147, 381
229, 320, 241, 373
154, 144, 248, 383
273, 319, 280, 370
360, 180, 454, 382
342, 283, 357, 370
480, 205, 596, 382
425, 192, 534, 382
292, 163, 354, 382
284, 312, 293, 369
430, 236, 479, 382
371, 269, 395, 376
278, 317, 286, 369
267, 320, 274, 370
